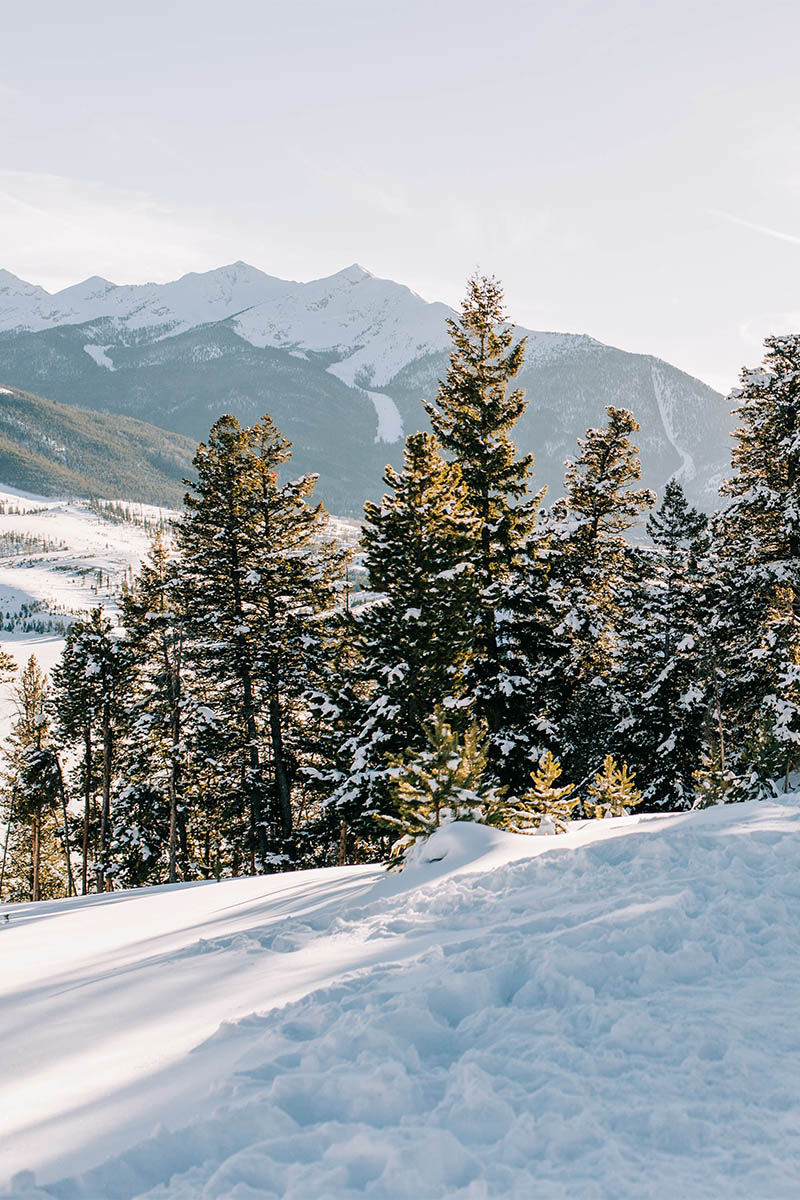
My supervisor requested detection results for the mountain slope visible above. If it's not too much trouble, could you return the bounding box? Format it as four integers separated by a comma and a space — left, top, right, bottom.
0, 264, 734, 513
1, 800, 798, 1197
0, 386, 196, 506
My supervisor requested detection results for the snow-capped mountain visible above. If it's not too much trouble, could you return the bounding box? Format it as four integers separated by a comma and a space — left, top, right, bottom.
0, 263, 734, 514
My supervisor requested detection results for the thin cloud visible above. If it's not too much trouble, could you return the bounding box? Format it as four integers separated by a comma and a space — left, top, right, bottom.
710, 208, 800, 247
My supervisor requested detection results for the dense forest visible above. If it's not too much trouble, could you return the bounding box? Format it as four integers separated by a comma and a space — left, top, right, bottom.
2, 276, 799, 901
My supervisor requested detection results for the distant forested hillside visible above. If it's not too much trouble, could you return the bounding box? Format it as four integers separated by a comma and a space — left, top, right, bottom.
0, 385, 196, 505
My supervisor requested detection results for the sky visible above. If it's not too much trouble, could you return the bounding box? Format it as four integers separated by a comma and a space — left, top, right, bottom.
1, 0, 798, 394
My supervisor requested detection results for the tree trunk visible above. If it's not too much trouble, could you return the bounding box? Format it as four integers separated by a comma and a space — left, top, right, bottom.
97, 706, 113, 892
32, 807, 40, 902
56, 756, 75, 898
268, 689, 293, 838
0, 791, 14, 901
82, 724, 92, 895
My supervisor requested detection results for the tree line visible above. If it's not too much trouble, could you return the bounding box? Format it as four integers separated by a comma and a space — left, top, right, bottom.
2, 276, 799, 898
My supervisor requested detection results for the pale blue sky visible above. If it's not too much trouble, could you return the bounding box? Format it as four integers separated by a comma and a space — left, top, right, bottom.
2, 0, 798, 392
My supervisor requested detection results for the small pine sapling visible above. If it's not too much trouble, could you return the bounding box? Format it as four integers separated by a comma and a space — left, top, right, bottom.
499, 751, 579, 834
585, 755, 642, 818
383, 710, 496, 865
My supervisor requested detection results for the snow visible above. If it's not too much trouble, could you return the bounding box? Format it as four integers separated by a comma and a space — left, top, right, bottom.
2, 799, 799, 1198
364, 390, 404, 444
0, 489, 170, 737
83, 344, 116, 370
651, 363, 697, 484
0, 263, 603, 409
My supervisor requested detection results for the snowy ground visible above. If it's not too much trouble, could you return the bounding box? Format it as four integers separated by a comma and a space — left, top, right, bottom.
2, 799, 799, 1199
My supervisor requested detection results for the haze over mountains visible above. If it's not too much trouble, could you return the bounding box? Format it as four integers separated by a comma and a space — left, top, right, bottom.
0, 263, 733, 513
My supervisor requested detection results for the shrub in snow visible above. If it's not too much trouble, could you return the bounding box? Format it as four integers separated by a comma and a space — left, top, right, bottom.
585, 754, 642, 818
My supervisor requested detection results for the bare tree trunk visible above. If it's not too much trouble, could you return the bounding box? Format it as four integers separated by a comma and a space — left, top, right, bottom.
268, 690, 293, 839
56, 755, 75, 897
97, 707, 112, 892
32, 807, 40, 902
338, 819, 348, 867
82, 725, 92, 895
0, 791, 15, 901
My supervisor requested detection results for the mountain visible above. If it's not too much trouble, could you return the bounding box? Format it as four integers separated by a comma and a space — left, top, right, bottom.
0, 385, 195, 506
0, 263, 734, 514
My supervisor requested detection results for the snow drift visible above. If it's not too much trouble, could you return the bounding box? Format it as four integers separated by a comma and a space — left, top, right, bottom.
2, 800, 799, 1198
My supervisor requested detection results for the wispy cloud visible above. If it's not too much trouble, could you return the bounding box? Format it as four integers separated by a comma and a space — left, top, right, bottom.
709, 208, 800, 247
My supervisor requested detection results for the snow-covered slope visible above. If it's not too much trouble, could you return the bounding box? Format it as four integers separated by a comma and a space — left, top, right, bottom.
2, 800, 798, 1198
0, 488, 167, 735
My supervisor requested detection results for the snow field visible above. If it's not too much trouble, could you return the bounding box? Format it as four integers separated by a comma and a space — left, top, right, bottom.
0, 489, 170, 736
2, 801, 799, 1198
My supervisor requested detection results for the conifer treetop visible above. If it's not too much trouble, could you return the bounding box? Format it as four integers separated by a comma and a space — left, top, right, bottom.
424, 274, 533, 510
563, 406, 655, 542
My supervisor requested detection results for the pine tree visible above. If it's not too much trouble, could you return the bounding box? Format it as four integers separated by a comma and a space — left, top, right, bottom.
422, 274, 544, 784
382, 710, 495, 865
550, 407, 655, 776
500, 750, 580, 834
489, 748, 582, 835
177, 413, 347, 870
119, 531, 191, 883
51, 609, 125, 892
1, 657, 66, 902
585, 755, 642, 818
715, 334, 800, 788
326, 432, 477, 850
614, 480, 709, 808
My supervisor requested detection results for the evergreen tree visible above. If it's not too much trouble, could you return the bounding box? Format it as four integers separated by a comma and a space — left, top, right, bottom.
501, 750, 579, 834
614, 480, 708, 808
382, 710, 495, 865
715, 334, 800, 788
177, 413, 346, 870
325, 433, 477, 849
423, 275, 542, 782
51, 609, 125, 892
550, 407, 655, 776
585, 755, 643, 818
1, 657, 66, 902
119, 531, 191, 883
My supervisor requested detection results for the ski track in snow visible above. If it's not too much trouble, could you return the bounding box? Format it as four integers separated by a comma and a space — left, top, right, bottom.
2, 801, 799, 1199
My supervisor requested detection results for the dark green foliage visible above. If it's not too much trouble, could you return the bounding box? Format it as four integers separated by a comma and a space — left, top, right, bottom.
177, 412, 347, 870
1, 657, 67, 902
50, 609, 126, 892
717, 335, 800, 781
423, 275, 545, 784
613, 481, 709, 809
549, 406, 655, 777
324, 432, 477, 850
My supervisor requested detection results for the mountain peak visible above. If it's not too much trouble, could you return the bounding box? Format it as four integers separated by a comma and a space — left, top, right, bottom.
333, 263, 374, 284
0, 268, 48, 294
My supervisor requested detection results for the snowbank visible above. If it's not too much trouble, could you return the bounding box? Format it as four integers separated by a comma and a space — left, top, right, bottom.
2, 801, 799, 1198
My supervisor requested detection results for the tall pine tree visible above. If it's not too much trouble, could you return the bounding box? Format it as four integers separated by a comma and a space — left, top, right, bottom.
423, 274, 542, 784
177, 413, 346, 870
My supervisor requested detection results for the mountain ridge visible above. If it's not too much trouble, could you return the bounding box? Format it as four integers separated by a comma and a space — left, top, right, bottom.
0, 263, 734, 514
